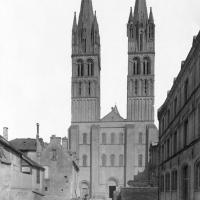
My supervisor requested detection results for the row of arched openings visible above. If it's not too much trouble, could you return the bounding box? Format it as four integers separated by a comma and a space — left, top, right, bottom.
131, 57, 151, 75
102, 132, 124, 145
78, 81, 93, 97
77, 59, 94, 77
82, 154, 124, 167
101, 154, 124, 167
130, 79, 151, 96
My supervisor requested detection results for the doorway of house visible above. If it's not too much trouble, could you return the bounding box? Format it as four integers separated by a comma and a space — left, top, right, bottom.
109, 186, 116, 199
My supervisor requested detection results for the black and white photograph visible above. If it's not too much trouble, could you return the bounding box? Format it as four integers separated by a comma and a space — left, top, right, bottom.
0, 0, 200, 199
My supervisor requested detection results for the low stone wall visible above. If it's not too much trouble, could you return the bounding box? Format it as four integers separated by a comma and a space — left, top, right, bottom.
115, 187, 158, 200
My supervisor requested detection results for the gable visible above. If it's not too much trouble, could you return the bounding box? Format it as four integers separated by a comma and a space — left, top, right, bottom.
101, 106, 125, 122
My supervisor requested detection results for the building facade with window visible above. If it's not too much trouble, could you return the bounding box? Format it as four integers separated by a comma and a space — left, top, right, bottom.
68, 0, 158, 199
0, 135, 45, 200
158, 31, 200, 200
10, 127, 79, 200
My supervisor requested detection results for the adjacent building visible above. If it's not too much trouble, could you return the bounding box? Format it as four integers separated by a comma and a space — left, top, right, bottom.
10, 124, 79, 200
0, 134, 45, 200
68, 0, 158, 199
158, 31, 200, 200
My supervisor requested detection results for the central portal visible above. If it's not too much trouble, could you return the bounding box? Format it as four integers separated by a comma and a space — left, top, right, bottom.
109, 186, 116, 199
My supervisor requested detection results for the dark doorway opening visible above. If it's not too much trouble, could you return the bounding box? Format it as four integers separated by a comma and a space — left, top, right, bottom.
109, 186, 116, 199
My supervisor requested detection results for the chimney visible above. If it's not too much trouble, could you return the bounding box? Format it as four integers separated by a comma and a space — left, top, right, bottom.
36, 123, 40, 138
3, 127, 8, 141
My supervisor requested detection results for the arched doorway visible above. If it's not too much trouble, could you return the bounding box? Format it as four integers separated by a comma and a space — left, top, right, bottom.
80, 181, 90, 200
107, 177, 118, 199
182, 165, 190, 200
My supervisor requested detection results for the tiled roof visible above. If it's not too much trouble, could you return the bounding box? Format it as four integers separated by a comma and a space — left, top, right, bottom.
10, 138, 37, 152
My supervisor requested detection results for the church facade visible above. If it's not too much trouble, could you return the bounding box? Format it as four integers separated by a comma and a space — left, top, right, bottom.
68, 0, 158, 199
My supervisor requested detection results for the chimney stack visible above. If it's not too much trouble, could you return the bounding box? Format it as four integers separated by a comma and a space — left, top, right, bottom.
3, 127, 8, 141
36, 123, 40, 138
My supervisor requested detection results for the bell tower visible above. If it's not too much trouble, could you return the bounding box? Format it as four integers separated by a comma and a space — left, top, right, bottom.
71, 0, 101, 123
127, 0, 155, 122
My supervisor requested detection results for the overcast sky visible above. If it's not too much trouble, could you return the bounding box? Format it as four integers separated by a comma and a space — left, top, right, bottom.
0, 0, 200, 141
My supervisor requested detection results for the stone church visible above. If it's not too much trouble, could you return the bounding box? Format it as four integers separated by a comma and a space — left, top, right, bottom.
68, 0, 158, 199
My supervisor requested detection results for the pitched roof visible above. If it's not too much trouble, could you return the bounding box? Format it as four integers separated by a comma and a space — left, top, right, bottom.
101, 106, 125, 122
0, 136, 44, 170
10, 138, 37, 152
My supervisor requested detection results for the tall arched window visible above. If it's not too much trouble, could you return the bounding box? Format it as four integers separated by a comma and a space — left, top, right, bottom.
110, 154, 115, 167
144, 79, 148, 95
78, 82, 82, 96
119, 133, 124, 145
139, 133, 143, 144
135, 80, 138, 95
102, 154, 107, 167
102, 133, 106, 144
87, 59, 94, 76
119, 154, 124, 167
77, 59, 84, 77
82, 155, 87, 167
143, 58, 151, 75
111, 133, 115, 144
138, 154, 143, 167
133, 58, 140, 75
83, 133, 87, 144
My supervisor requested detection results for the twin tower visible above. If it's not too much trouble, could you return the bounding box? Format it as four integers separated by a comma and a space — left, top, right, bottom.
71, 0, 155, 123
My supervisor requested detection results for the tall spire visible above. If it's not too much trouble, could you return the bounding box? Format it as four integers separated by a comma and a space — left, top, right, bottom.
148, 7, 154, 23
72, 12, 77, 30
78, 0, 94, 26
133, 0, 148, 24
128, 7, 133, 23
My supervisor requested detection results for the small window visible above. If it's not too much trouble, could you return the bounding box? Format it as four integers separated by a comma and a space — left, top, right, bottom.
51, 149, 57, 161
110, 154, 115, 167
36, 169, 40, 184
79, 82, 82, 96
